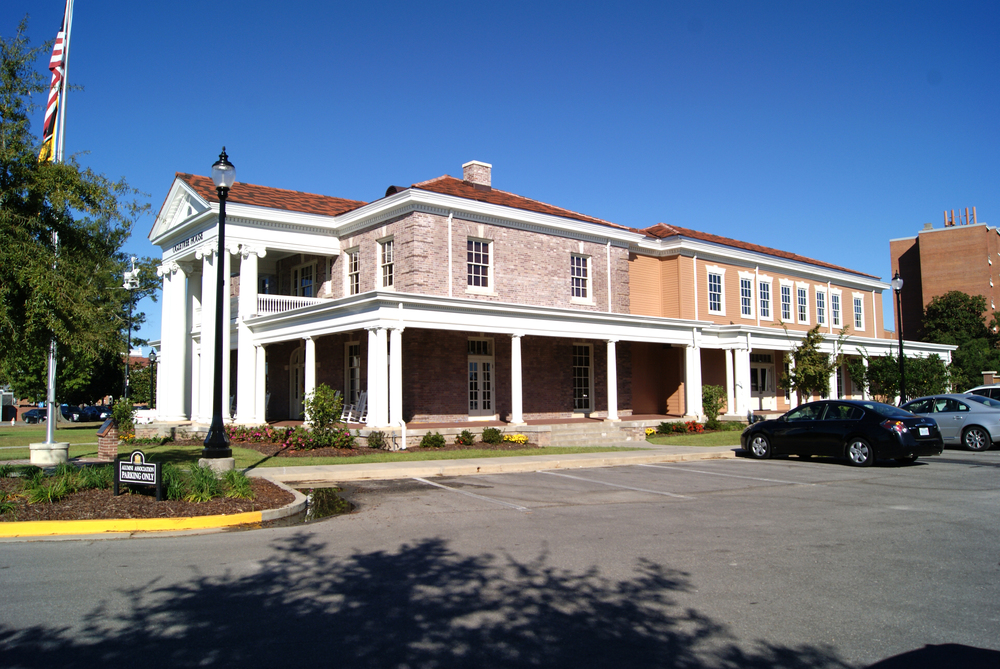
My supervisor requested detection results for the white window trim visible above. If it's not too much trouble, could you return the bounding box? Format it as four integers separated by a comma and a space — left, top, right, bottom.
466, 237, 494, 295
292, 260, 316, 298
852, 292, 865, 331
815, 287, 827, 326
758, 274, 772, 321
570, 253, 593, 305
738, 271, 755, 320
795, 282, 810, 325
377, 236, 395, 291
706, 265, 726, 315
779, 279, 793, 322
344, 246, 361, 296
830, 289, 842, 328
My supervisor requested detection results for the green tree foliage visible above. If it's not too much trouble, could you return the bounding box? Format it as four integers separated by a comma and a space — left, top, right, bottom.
779, 325, 839, 400
845, 352, 950, 404
701, 384, 726, 429
0, 20, 156, 402
920, 291, 1000, 391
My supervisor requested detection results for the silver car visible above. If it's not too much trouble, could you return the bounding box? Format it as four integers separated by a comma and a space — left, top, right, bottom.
901, 394, 1000, 451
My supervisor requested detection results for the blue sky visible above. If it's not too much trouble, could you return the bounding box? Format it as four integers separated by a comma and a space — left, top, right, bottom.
7, 1, 998, 347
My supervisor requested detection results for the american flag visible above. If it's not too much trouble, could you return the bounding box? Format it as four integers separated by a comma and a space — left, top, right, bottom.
38, 20, 67, 163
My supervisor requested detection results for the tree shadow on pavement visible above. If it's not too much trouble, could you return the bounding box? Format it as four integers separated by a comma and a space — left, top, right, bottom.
0, 532, 960, 668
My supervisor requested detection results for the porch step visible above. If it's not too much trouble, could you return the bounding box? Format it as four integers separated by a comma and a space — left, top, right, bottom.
547, 422, 647, 448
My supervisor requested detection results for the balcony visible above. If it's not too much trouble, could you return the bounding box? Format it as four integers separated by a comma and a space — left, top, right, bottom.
257, 294, 327, 316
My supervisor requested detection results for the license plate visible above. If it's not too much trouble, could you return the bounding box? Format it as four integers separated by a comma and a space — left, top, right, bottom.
919, 427, 929, 436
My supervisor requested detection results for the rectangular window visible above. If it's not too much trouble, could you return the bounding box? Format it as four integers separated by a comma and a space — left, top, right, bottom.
347, 249, 360, 295
573, 344, 592, 411
781, 285, 792, 321
571, 254, 589, 299
380, 239, 394, 288
467, 239, 491, 289
345, 343, 361, 405
292, 263, 314, 297
816, 290, 826, 325
854, 296, 864, 330
759, 282, 771, 319
797, 287, 808, 323
467, 338, 494, 416
708, 273, 723, 313
831, 293, 841, 327
740, 277, 753, 317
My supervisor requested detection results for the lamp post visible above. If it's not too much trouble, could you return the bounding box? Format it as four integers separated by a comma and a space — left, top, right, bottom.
122, 257, 140, 399
203, 147, 236, 458
148, 349, 157, 408
891, 271, 906, 404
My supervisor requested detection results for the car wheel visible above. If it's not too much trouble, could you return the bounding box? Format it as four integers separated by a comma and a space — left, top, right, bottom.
895, 455, 918, 464
962, 426, 991, 452
747, 434, 771, 459
846, 438, 875, 467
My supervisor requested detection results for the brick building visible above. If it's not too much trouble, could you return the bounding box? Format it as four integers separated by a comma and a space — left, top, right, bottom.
150, 160, 953, 430
890, 214, 996, 341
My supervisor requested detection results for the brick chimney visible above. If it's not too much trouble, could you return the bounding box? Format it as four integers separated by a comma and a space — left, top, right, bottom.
462, 160, 492, 188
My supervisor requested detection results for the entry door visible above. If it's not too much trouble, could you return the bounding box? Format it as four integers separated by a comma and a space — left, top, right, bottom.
289, 347, 305, 419
468, 356, 495, 418
750, 364, 777, 411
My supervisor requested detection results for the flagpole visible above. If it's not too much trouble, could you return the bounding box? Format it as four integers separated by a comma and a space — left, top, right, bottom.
44, 0, 73, 445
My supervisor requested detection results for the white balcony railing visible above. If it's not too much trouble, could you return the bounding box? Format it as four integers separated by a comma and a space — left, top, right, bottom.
257, 294, 326, 316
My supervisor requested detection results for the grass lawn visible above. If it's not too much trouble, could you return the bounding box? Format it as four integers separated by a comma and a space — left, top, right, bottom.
645, 431, 744, 447
0, 423, 104, 449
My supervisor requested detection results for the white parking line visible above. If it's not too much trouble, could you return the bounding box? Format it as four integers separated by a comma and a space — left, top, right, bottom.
639, 463, 814, 486
413, 477, 530, 512
538, 471, 693, 498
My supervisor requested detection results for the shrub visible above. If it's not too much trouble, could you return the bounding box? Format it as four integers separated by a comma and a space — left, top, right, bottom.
366, 430, 388, 450
482, 427, 503, 444
111, 399, 136, 442
455, 429, 475, 446
702, 384, 726, 430
303, 383, 343, 431
186, 465, 223, 502
684, 420, 705, 434
420, 432, 446, 448
162, 463, 187, 501
283, 426, 320, 450
0, 492, 15, 516
78, 465, 114, 490
657, 421, 688, 434
223, 469, 254, 500
502, 433, 529, 444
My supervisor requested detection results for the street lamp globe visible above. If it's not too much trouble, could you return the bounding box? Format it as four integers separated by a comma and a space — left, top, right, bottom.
891, 273, 904, 292
212, 148, 236, 189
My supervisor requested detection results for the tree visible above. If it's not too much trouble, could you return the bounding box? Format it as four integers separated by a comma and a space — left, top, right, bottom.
780, 325, 839, 400
845, 352, 950, 404
0, 19, 156, 403
920, 291, 1000, 391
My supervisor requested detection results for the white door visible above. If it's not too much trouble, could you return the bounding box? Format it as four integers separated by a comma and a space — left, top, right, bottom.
750, 364, 777, 411
468, 356, 495, 419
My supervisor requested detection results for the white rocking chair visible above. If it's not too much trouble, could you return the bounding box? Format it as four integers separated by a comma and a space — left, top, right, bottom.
341, 391, 368, 424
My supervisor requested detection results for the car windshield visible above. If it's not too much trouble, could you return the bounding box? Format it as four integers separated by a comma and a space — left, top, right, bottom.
965, 394, 1000, 408
858, 402, 912, 418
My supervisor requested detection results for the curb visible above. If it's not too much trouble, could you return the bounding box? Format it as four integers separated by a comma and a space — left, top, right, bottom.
249, 448, 737, 486
0, 478, 307, 539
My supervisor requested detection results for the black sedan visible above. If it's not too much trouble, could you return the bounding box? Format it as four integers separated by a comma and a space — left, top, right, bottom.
22, 408, 47, 424
741, 400, 944, 466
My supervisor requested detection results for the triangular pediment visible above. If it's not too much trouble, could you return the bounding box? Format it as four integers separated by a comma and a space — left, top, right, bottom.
148, 177, 212, 244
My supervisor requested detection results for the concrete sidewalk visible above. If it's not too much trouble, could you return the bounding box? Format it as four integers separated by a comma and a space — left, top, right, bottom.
246, 444, 740, 486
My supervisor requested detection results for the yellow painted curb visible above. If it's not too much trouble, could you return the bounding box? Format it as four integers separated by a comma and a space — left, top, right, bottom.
0, 510, 263, 538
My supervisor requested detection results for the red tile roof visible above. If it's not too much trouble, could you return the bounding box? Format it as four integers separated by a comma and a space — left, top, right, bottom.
409, 175, 632, 230
176, 173, 367, 217
642, 223, 879, 279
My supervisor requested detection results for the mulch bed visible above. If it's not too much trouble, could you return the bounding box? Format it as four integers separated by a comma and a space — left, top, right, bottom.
0, 477, 294, 523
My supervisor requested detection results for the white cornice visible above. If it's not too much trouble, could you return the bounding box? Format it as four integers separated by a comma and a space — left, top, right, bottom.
632, 236, 889, 291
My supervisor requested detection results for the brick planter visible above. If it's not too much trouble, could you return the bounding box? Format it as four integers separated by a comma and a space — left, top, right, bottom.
96, 420, 119, 462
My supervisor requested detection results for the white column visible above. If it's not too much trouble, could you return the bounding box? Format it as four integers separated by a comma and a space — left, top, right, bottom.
734, 348, 751, 416
389, 327, 404, 425
222, 247, 234, 420
725, 349, 736, 416
190, 344, 201, 422
236, 247, 262, 424
829, 366, 839, 400
605, 339, 619, 421
860, 357, 869, 400
366, 327, 390, 427
304, 336, 316, 399
197, 246, 217, 423
788, 356, 799, 409
156, 261, 189, 422
510, 333, 524, 425
255, 345, 267, 424
187, 268, 201, 421
684, 345, 703, 418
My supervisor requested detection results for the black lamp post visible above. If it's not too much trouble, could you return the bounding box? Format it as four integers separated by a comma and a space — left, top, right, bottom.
148, 349, 157, 408
203, 147, 236, 458
122, 257, 140, 399
891, 271, 906, 404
